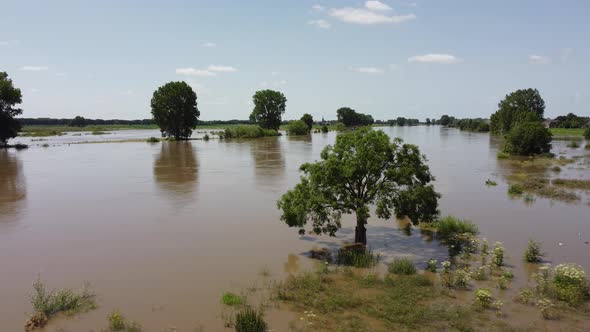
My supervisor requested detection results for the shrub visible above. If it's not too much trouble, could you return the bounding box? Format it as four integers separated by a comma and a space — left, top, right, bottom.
222, 292, 244, 306
508, 184, 524, 195
503, 122, 552, 156
566, 141, 580, 148
286, 120, 309, 135
30, 278, 96, 318
498, 276, 509, 290
552, 263, 589, 305
224, 125, 279, 139
453, 269, 472, 288
203, 133, 210, 141
537, 298, 559, 320
473, 266, 487, 281
388, 258, 417, 275
491, 242, 505, 267
335, 122, 346, 132
474, 289, 493, 309
524, 239, 544, 263
336, 245, 379, 268
585, 127, 590, 139
433, 216, 478, 255
551, 166, 561, 172
485, 179, 497, 186
146, 136, 159, 143
427, 258, 437, 272
321, 125, 329, 133
497, 152, 510, 159
107, 311, 142, 332
235, 307, 267, 332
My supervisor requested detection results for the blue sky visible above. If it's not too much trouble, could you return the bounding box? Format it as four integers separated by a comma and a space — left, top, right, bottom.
1, 0, 589, 120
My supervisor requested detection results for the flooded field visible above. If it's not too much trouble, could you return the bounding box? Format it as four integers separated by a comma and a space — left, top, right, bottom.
1, 126, 589, 331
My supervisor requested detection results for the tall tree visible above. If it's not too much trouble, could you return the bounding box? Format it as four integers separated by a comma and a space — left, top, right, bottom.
69, 116, 87, 127
151, 81, 199, 140
0, 72, 23, 146
439, 115, 450, 126
337, 107, 374, 127
249, 90, 287, 131
277, 127, 440, 245
301, 113, 314, 132
490, 88, 545, 133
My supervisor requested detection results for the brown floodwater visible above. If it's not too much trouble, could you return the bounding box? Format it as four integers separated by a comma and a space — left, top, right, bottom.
1, 126, 589, 331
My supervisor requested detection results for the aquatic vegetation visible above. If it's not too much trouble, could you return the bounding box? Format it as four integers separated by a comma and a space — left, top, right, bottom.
566, 141, 580, 148
452, 269, 472, 289
517, 288, 537, 305
432, 216, 478, 255
146, 136, 160, 143
524, 239, 544, 263
427, 258, 437, 272
203, 133, 210, 141
321, 125, 329, 133
485, 179, 497, 186
388, 258, 417, 275
497, 151, 510, 159
498, 276, 510, 290
441, 261, 452, 274
222, 292, 245, 306
27, 277, 96, 329
91, 130, 108, 135
286, 120, 309, 135
491, 242, 505, 267
336, 245, 380, 268
234, 307, 267, 332
224, 125, 279, 139
552, 263, 589, 305
552, 178, 590, 191
523, 193, 536, 203
107, 310, 142, 332
508, 184, 524, 195
474, 288, 493, 309
551, 165, 561, 172
473, 266, 488, 281
537, 298, 560, 320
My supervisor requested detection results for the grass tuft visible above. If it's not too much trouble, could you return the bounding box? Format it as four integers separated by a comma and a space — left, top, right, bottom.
235, 307, 267, 332
388, 258, 417, 275
222, 292, 244, 306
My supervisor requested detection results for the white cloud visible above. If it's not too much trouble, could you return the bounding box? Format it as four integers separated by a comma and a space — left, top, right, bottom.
312, 4, 325, 12
352, 67, 384, 74
329, 7, 415, 25
207, 65, 238, 73
560, 48, 574, 63
528, 55, 551, 65
21, 66, 49, 71
365, 1, 392, 11
408, 54, 461, 64
176, 65, 237, 77
202, 42, 217, 48
176, 67, 216, 77
308, 19, 331, 29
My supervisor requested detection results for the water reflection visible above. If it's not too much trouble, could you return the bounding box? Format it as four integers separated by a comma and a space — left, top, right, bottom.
249, 137, 285, 188
0, 150, 26, 224
153, 142, 199, 201
283, 254, 300, 274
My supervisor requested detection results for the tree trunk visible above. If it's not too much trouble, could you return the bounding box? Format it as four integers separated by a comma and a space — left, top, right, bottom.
354, 213, 367, 245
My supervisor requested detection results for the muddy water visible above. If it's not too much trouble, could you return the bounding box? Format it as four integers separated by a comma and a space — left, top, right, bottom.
0, 126, 589, 331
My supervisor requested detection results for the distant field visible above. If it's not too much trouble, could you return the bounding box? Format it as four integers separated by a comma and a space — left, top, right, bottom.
549, 128, 585, 137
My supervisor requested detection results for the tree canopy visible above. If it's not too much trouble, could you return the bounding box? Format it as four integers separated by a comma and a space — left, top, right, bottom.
249, 90, 287, 131
439, 115, 450, 126
336, 107, 374, 127
69, 116, 87, 127
490, 88, 545, 134
503, 122, 552, 155
277, 127, 440, 245
286, 120, 309, 136
301, 113, 314, 131
0, 72, 23, 145
150, 81, 199, 140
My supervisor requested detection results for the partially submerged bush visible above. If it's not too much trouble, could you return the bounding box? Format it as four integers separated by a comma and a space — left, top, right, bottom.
503, 122, 552, 156
336, 244, 379, 268
146, 136, 160, 143
552, 263, 589, 305
286, 120, 309, 135
508, 184, 524, 195
524, 239, 544, 263
432, 216, 478, 255
222, 292, 244, 306
107, 310, 142, 332
235, 307, 267, 332
427, 258, 437, 272
491, 242, 505, 267
485, 179, 497, 186
224, 125, 279, 139
566, 141, 580, 148
388, 258, 417, 275
474, 288, 493, 309
321, 125, 329, 133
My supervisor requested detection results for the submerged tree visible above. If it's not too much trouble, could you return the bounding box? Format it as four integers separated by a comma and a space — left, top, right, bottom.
277, 127, 440, 245
301, 113, 314, 132
503, 122, 552, 155
249, 90, 287, 131
490, 88, 545, 134
151, 81, 199, 140
0, 72, 23, 146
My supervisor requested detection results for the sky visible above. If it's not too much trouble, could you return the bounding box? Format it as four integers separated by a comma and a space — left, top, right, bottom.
1, 0, 589, 121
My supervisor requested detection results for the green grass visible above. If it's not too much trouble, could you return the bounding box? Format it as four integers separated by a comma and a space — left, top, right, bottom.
335, 245, 380, 268
552, 178, 590, 190
431, 216, 479, 240
388, 258, 417, 275
508, 183, 524, 195
224, 125, 280, 139
20, 124, 158, 137
549, 128, 586, 137
107, 310, 142, 331
235, 307, 267, 332
222, 292, 244, 306
26, 278, 96, 329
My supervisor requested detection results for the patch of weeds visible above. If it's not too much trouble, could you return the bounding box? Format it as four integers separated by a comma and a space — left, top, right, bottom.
498, 276, 510, 290
203, 134, 210, 141
336, 244, 379, 268
508, 183, 524, 195
497, 152, 509, 159
432, 216, 479, 255
524, 239, 544, 263
146, 137, 160, 143
235, 307, 267, 332
567, 141, 580, 148
485, 179, 497, 186
523, 193, 536, 203
491, 242, 505, 267
473, 266, 487, 281
91, 130, 107, 135
537, 298, 560, 320
222, 292, 245, 306
517, 288, 537, 305
107, 310, 142, 332
474, 288, 493, 309
26, 277, 96, 330
552, 178, 590, 191
427, 258, 437, 272
552, 263, 589, 305
388, 258, 417, 275
551, 165, 562, 172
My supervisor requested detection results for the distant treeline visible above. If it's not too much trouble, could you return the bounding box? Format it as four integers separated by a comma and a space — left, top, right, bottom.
548, 113, 589, 129
16, 117, 261, 127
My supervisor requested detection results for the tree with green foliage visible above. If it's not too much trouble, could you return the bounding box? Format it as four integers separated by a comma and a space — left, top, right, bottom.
503, 122, 552, 155
0, 72, 23, 146
425, 118, 431, 125
490, 88, 545, 134
286, 120, 309, 135
69, 116, 87, 127
249, 89, 287, 131
585, 127, 590, 139
151, 81, 199, 140
396, 117, 407, 126
301, 113, 314, 132
277, 127, 440, 245
440, 115, 450, 126
336, 107, 374, 127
